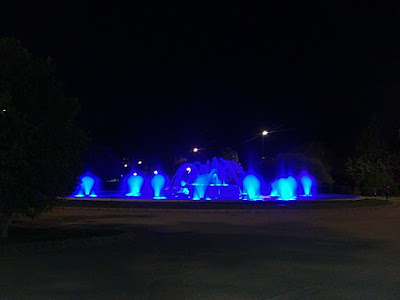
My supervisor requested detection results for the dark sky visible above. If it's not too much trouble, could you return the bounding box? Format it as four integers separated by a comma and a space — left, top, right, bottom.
1, 1, 399, 162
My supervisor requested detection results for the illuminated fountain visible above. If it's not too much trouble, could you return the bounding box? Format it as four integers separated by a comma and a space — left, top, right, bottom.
170, 157, 245, 200
125, 173, 145, 197
242, 174, 262, 200
74, 173, 99, 197
72, 158, 320, 201
300, 172, 315, 196
273, 176, 298, 200
301, 176, 313, 196
269, 173, 315, 200
122, 170, 167, 199
151, 172, 167, 199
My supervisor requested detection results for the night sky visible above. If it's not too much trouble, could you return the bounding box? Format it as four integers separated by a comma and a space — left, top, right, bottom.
1, 1, 399, 163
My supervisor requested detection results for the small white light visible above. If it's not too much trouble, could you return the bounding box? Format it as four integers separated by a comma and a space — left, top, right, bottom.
124, 163, 128, 168
121, 174, 124, 177
262, 130, 268, 136
2, 109, 6, 112
186, 167, 191, 173
138, 160, 142, 165
133, 172, 137, 176
154, 170, 158, 175
193, 147, 199, 153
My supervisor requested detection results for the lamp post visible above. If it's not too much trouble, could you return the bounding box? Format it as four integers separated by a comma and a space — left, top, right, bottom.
262, 130, 268, 159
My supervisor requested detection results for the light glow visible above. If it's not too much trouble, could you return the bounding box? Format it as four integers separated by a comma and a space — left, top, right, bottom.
74, 173, 99, 197
126, 173, 145, 196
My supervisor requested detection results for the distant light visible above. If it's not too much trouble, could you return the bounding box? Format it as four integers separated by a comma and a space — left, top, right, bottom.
186, 167, 191, 173
262, 130, 268, 136
138, 160, 142, 165
2, 109, 6, 112
121, 174, 124, 177
154, 170, 158, 175
193, 147, 199, 153
124, 163, 128, 168
133, 172, 137, 176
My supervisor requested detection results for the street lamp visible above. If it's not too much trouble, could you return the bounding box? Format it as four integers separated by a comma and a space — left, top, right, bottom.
262, 130, 268, 159
193, 147, 199, 153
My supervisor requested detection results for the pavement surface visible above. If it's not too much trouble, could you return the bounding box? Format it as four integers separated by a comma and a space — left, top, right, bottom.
1, 199, 400, 299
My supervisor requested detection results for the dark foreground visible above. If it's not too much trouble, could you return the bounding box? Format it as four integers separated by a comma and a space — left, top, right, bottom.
1, 199, 399, 299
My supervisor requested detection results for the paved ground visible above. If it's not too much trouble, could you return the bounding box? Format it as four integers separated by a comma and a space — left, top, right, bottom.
1, 199, 400, 299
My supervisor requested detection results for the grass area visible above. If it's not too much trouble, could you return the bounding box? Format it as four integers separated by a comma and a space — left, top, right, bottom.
60, 198, 392, 210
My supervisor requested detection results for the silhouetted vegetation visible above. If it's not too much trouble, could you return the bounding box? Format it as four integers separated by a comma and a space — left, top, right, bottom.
346, 117, 399, 196
0, 37, 88, 239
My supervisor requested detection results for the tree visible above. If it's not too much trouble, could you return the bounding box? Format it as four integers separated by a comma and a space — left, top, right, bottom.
0, 37, 88, 239
345, 117, 393, 195
220, 147, 241, 164
274, 152, 334, 186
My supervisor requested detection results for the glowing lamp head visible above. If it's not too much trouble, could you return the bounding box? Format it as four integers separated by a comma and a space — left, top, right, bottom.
133, 172, 137, 176
2, 109, 6, 112
186, 167, 191, 173
124, 163, 128, 168
193, 147, 199, 153
262, 130, 268, 136
154, 170, 158, 175
138, 160, 142, 165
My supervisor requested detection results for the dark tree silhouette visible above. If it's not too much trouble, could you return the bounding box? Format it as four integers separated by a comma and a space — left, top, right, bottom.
346, 117, 393, 195
0, 37, 88, 239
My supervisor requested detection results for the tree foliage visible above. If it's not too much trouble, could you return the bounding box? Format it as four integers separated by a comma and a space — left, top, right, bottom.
345, 118, 393, 195
220, 147, 241, 165
0, 37, 87, 221
275, 152, 334, 185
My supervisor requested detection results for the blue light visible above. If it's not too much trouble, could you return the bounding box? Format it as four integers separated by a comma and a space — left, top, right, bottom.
69, 157, 321, 201
278, 176, 297, 200
193, 173, 211, 200
242, 174, 262, 200
300, 175, 313, 196
270, 180, 279, 197
126, 173, 145, 196
74, 173, 99, 197
170, 158, 244, 200
151, 174, 166, 199
270, 176, 298, 200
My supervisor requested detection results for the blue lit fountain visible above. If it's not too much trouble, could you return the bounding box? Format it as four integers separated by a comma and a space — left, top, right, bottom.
125, 172, 145, 197
269, 173, 315, 200
72, 158, 319, 201
151, 172, 167, 199
242, 174, 262, 200
170, 157, 245, 200
74, 173, 99, 197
